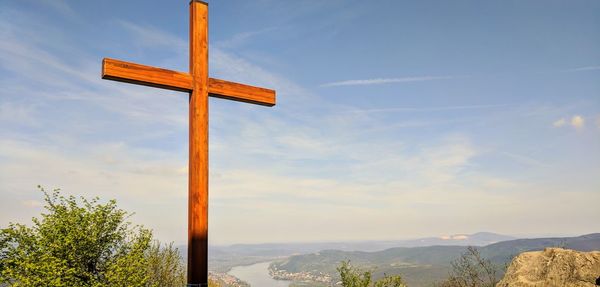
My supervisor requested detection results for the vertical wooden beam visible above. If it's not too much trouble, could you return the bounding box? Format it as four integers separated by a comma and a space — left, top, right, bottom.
188, 0, 208, 286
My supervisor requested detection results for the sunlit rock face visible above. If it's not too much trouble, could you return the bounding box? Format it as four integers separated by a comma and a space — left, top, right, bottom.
497, 248, 600, 287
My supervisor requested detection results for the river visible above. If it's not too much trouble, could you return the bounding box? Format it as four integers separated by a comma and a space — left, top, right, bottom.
228, 261, 291, 287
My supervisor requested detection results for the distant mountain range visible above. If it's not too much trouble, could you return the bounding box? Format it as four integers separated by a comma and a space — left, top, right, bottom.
210, 231, 515, 256
178, 232, 599, 278
200, 232, 515, 272
272, 233, 600, 287
379, 231, 516, 248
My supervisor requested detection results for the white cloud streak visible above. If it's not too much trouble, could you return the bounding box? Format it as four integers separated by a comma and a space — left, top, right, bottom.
345, 104, 508, 114
322, 64, 599, 89
320, 75, 461, 87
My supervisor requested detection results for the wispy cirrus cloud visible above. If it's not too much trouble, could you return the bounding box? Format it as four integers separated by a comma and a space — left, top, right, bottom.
320, 75, 463, 87
321, 64, 600, 88
344, 104, 508, 114
117, 20, 186, 52
214, 27, 280, 49
47, 0, 78, 18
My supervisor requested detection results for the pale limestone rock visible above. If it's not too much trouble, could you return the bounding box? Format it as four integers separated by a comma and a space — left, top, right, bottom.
497, 248, 600, 287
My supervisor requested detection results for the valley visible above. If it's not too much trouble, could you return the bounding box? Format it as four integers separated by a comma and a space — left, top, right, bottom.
205, 233, 600, 287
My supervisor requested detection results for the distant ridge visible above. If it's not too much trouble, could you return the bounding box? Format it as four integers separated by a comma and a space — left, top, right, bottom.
187, 231, 517, 272
272, 233, 600, 287
481, 233, 600, 263
394, 231, 516, 248
192, 232, 599, 274
209, 231, 515, 255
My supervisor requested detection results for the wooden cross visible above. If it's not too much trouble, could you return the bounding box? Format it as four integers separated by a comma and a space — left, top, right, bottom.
100, 1, 275, 286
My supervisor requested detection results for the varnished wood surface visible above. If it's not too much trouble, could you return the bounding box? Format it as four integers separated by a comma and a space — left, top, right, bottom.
103, 58, 275, 106
187, 0, 209, 285
102, 58, 192, 92
209, 78, 276, 106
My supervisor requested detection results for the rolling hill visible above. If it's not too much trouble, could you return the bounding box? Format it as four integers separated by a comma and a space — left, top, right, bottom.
272, 233, 600, 287
174, 232, 514, 272
202, 232, 514, 272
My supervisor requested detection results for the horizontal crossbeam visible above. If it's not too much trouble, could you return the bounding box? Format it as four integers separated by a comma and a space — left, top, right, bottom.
102, 58, 276, 106
102, 58, 192, 92
208, 78, 275, 106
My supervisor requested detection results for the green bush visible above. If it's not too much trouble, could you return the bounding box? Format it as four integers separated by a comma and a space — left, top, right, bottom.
0, 186, 186, 287
146, 241, 186, 287
337, 261, 406, 287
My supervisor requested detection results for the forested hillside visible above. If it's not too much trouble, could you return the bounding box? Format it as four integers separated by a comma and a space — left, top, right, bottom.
272, 233, 600, 287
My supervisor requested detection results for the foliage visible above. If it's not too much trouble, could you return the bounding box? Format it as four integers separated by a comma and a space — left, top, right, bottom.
337, 261, 406, 287
208, 279, 221, 287
0, 186, 185, 287
146, 241, 186, 287
436, 246, 498, 287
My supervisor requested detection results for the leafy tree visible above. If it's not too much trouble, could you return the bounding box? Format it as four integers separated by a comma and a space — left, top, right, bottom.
436, 246, 498, 287
146, 241, 186, 287
0, 186, 152, 286
337, 261, 406, 287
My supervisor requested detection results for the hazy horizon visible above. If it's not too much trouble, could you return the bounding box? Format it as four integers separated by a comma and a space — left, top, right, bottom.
1, 0, 599, 245
204, 231, 596, 247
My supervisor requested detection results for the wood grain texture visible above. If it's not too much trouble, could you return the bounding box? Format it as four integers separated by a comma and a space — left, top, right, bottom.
102, 58, 192, 92
187, 0, 209, 285
209, 78, 276, 106
103, 59, 275, 106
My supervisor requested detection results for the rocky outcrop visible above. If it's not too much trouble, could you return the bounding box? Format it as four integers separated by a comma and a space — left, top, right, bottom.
497, 248, 600, 287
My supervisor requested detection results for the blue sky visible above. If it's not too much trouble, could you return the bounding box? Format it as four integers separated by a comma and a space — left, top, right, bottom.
1, 0, 599, 245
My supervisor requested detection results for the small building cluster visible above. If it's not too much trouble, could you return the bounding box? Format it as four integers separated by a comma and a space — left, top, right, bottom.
269, 265, 332, 284
209, 271, 249, 287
